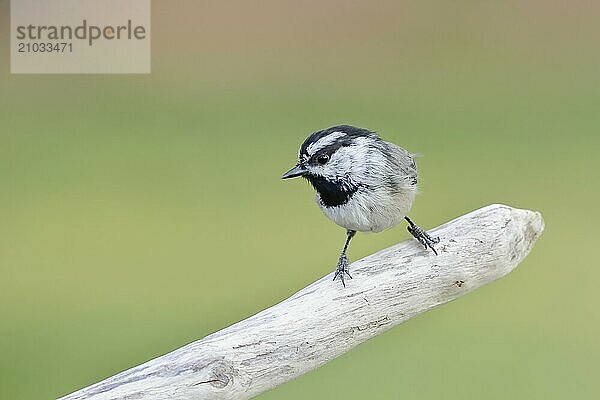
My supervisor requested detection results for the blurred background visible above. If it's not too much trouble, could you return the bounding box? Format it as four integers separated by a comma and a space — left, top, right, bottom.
1, 1, 599, 399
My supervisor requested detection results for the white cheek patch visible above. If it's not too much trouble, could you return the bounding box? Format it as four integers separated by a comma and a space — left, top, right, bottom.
332, 139, 373, 172
307, 138, 370, 178
306, 131, 346, 155
329, 148, 354, 175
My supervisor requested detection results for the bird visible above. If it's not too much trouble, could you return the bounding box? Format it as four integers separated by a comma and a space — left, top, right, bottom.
282, 125, 439, 287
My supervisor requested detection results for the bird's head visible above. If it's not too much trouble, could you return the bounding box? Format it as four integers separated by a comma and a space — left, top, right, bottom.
282, 125, 384, 206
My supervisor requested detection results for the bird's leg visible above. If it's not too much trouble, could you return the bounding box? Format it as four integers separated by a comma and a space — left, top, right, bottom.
405, 216, 440, 255
333, 229, 356, 287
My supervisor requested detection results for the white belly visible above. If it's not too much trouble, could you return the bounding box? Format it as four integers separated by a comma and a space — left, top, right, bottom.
317, 187, 416, 232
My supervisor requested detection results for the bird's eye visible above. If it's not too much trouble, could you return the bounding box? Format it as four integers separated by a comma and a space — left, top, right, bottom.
316, 154, 330, 165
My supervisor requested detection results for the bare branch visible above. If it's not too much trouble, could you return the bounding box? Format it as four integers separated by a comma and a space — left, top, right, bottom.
59, 204, 544, 400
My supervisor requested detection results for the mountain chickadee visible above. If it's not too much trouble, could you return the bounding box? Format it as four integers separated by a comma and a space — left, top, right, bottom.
282, 125, 439, 286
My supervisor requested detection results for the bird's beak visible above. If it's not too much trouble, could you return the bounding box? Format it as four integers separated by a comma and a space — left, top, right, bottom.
282, 164, 308, 179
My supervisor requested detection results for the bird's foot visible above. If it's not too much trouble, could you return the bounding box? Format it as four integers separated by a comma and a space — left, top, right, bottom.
407, 222, 440, 255
333, 253, 352, 287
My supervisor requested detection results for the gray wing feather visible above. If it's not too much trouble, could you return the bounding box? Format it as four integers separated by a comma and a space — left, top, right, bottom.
382, 141, 418, 188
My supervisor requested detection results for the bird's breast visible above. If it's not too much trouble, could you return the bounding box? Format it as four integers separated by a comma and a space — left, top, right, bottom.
317, 186, 416, 232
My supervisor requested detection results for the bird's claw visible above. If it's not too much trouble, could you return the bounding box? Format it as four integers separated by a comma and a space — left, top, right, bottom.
333, 253, 352, 287
407, 224, 440, 255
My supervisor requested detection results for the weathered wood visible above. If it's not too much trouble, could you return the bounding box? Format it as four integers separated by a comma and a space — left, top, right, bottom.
59, 204, 544, 400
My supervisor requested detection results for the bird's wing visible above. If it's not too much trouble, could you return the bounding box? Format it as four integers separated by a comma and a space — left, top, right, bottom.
382, 141, 418, 186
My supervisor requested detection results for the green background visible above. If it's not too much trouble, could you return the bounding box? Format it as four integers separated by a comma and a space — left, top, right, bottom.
1, 1, 599, 399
